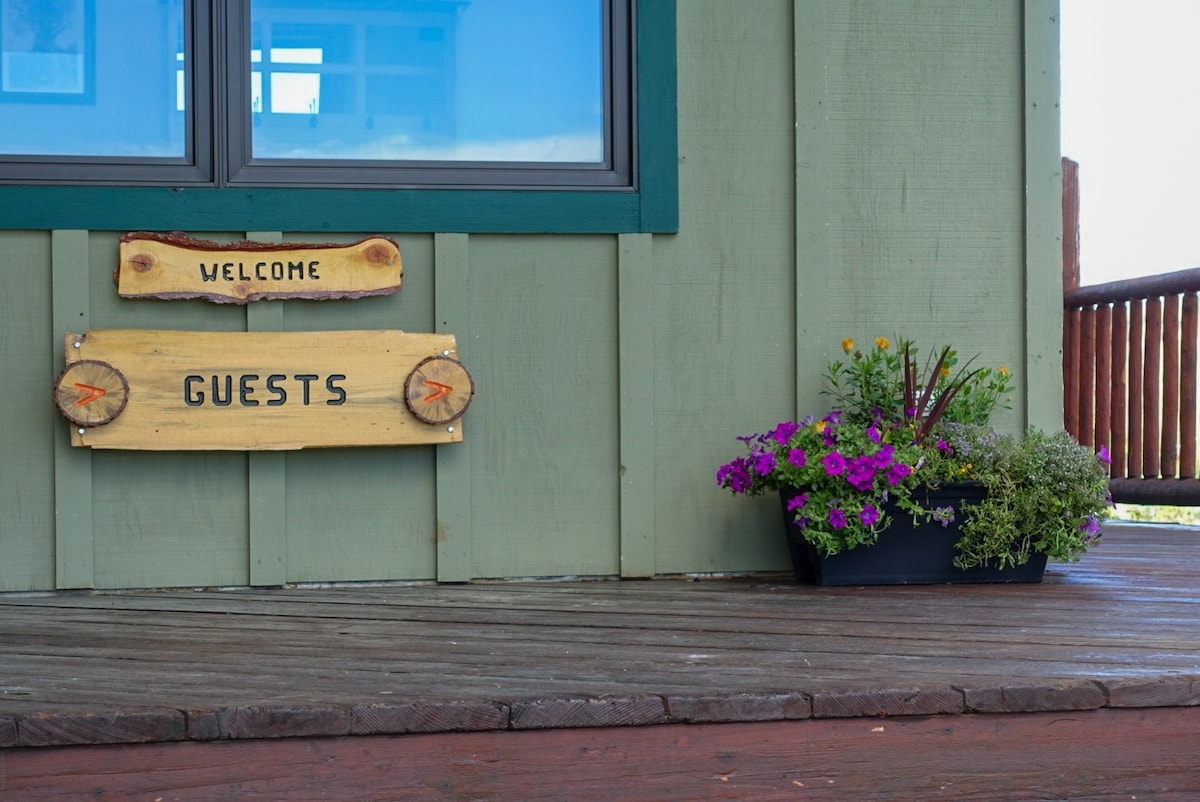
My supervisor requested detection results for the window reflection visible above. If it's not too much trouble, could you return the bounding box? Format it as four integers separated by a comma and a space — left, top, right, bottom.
0, 0, 185, 158
249, 0, 605, 163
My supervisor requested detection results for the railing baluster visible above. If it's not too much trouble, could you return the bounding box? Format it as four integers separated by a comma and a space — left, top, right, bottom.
1110, 301, 1128, 479
1064, 307, 1081, 440
1162, 294, 1182, 477
1095, 304, 1113, 453
1078, 306, 1096, 449
1182, 292, 1198, 479
1129, 299, 1144, 479
1144, 297, 1162, 476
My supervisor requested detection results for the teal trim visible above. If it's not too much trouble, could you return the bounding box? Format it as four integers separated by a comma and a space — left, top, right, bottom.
635, 0, 679, 233
0, 2, 677, 235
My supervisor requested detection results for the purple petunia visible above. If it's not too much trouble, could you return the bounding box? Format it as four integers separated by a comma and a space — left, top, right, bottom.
753, 451, 777, 476
716, 459, 752, 493
866, 424, 882, 444
872, 444, 895, 469
787, 447, 807, 467
828, 508, 847, 530
859, 504, 880, 527
772, 421, 799, 445
1097, 445, 1112, 465
845, 456, 878, 492
936, 439, 952, 453
1079, 514, 1102, 539
822, 451, 848, 476
786, 493, 809, 512
886, 462, 912, 486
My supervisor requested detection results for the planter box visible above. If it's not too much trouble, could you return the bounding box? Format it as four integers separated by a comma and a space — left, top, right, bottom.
780, 483, 1048, 586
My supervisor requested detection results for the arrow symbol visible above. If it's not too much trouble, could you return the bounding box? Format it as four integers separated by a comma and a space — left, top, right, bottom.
74, 383, 107, 407
423, 379, 453, 403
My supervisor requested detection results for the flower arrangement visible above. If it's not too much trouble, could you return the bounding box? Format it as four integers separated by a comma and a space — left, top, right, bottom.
716, 336, 1112, 571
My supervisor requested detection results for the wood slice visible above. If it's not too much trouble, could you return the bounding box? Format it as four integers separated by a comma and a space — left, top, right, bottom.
54, 360, 129, 427
404, 357, 474, 425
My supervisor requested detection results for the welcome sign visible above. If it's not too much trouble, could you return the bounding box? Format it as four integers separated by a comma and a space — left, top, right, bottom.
116, 232, 402, 304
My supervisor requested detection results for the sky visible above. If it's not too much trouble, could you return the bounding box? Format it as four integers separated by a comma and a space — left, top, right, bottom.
1060, 0, 1200, 286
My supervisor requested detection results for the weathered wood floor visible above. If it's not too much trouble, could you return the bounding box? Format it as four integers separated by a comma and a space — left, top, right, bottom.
2, 522, 1200, 800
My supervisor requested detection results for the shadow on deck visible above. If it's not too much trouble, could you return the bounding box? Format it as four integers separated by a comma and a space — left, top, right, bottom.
2, 522, 1200, 800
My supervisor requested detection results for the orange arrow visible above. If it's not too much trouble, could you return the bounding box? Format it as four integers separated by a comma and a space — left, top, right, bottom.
423, 379, 453, 403
74, 382, 107, 407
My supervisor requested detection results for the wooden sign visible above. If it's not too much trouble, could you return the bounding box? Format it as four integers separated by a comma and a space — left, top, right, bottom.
53, 329, 473, 451
117, 232, 402, 304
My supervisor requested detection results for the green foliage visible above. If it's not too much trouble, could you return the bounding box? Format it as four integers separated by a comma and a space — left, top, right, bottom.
922, 425, 1111, 569
717, 335, 1112, 571
823, 336, 1013, 436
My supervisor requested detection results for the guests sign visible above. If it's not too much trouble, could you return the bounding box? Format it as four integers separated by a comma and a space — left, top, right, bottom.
54, 329, 473, 450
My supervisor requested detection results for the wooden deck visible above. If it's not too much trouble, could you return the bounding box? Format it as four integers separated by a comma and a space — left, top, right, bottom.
3, 522, 1200, 800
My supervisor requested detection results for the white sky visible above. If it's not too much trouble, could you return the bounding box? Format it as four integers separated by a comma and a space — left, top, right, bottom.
1060, 0, 1200, 285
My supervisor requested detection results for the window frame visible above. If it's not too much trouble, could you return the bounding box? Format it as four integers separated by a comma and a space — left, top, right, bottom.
0, 0, 677, 233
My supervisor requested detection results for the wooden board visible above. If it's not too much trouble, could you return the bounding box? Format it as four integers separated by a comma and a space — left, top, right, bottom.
58, 330, 470, 450
117, 232, 402, 304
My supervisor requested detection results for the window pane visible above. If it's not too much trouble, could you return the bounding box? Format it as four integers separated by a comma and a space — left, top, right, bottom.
248, 0, 605, 163
0, 0, 187, 158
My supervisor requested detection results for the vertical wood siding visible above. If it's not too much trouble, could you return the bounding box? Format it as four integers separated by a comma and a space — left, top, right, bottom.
0, 0, 1054, 591
0, 232, 55, 592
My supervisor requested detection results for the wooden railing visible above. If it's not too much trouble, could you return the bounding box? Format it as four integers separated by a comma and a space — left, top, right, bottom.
1064, 269, 1200, 504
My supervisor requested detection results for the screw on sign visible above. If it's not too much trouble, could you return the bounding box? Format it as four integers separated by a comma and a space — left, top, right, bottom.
53, 360, 130, 427
404, 356, 474, 425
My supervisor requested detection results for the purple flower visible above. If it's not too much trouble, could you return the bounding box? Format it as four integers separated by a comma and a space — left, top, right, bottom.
1079, 514, 1102, 540
1097, 445, 1112, 465
828, 508, 847, 530
886, 462, 912, 486
936, 439, 951, 453
753, 451, 777, 476
823, 410, 842, 426
866, 424, 882, 444
716, 460, 751, 493
871, 444, 895, 469
822, 451, 848, 476
787, 447, 807, 468
931, 505, 956, 528
845, 456, 878, 491
772, 421, 799, 445
786, 493, 808, 512
859, 504, 880, 527
822, 428, 838, 447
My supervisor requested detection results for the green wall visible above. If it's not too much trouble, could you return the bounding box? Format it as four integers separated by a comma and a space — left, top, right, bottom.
0, 0, 1061, 591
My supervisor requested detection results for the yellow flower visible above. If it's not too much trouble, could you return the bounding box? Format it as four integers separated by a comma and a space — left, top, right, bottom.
939, 366, 951, 378
998, 365, 1010, 376
841, 337, 855, 353
814, 420, 828, 433
875, 336, 890, 350
958, 463, 974, 475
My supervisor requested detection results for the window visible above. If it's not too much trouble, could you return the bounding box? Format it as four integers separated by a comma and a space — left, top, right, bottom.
0, 0, 676, 232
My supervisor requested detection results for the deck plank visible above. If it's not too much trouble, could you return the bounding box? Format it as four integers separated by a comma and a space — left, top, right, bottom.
1, 523, 1199, 746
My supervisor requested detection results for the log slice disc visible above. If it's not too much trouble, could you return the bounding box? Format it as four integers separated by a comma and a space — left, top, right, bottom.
404, 357, 474, 425
54, 360, 130, 427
